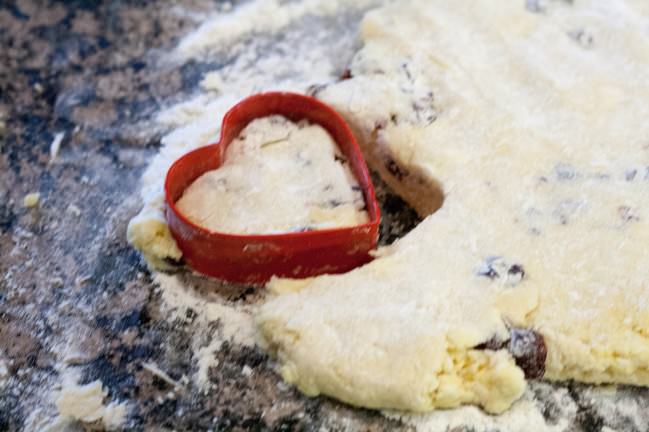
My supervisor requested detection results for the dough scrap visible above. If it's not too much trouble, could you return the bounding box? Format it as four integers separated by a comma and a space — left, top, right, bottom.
257, 0, 649, 414
55, 379, 127, 430
23, 192, 40, 208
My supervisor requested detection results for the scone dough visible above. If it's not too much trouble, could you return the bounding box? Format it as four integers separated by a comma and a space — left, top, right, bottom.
176, 116, 368, 234
257, 0, 649, 414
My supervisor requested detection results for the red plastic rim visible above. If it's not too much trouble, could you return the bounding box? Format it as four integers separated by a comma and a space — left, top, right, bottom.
164, 92, 380, 284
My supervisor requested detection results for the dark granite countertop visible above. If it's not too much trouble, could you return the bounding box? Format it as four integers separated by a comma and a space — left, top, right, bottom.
1, 1, 648, 431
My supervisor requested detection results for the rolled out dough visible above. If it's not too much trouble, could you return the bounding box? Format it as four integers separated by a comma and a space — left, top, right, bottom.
257, 0, 649, 414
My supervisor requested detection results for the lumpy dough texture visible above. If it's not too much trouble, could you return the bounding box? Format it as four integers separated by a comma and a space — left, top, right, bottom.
257, 0, 649, 414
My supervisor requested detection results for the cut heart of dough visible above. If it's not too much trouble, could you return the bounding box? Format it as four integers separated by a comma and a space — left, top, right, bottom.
257, 0, 649, 414
175, 115, 368, 234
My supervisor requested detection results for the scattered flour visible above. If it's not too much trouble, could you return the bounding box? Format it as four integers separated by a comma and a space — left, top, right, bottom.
154, 272, 256, 388
580, 385, 649, 431
174, 0, 381, 58
386, 383, 577, 432
155, 273, 256, 345
67, 204, 82, 217
194, 338, 224, 389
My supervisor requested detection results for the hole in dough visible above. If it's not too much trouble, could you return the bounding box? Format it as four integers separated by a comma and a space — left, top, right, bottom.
350, 118, 445, 220
371, 171, 423, 246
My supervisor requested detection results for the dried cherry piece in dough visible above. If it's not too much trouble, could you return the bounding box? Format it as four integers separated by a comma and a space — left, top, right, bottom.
476, 328, 547, 379
476, 257, 525, 285
508, 328, 547, 379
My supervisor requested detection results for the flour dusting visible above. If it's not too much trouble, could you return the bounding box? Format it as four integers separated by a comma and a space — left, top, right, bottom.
386, 383, 577, 432
175, 0, 380, 58
155, 272, 256, 346
154, 272, 256, 388
580, 385, 649, 431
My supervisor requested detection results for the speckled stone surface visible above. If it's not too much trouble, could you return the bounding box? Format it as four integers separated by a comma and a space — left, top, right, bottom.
1, 1, 648, 431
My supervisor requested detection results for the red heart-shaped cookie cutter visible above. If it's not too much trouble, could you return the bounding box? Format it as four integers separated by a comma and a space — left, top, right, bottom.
164, 92, 380, 284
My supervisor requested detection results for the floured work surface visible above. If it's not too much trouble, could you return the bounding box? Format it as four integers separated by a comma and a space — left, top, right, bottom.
4, 0, 649, 431
259, 0, 649, 417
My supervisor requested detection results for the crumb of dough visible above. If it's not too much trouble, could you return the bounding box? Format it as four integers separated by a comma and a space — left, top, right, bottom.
23, 192, 41, 208
200, 71, 224, 91
127, 211, 182, 269
55, 379, 127, 430
67, 204, 81, 217
49, 131, 65, 162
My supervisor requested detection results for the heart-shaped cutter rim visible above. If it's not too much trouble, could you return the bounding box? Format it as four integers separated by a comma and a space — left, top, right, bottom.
164, 91, 381, 284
